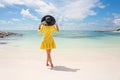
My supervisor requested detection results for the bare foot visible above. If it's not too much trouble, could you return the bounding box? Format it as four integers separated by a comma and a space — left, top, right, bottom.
51, 64, 53, 68
46, 63, 50, 66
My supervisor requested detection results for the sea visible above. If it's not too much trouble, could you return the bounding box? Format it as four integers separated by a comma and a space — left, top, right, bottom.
0, 30, 120, 50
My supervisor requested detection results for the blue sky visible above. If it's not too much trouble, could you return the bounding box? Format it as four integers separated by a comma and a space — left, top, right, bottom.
0, 0, 120, 30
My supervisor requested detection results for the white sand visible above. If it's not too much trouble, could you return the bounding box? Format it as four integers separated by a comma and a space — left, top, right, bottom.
0, 44, 120, 80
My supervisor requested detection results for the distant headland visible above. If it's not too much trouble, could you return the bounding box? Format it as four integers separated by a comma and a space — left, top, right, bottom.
0, 31, 22, 38
116, 28, 120, 31
95, 28, 120, 32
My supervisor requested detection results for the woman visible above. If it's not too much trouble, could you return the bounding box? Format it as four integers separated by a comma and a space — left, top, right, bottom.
38, 15, 59, 68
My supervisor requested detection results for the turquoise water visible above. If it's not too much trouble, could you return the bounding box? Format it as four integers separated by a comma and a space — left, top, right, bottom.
1, 30, 120, 49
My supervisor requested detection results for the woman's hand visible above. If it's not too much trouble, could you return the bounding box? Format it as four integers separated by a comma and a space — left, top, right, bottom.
38, 23, 42, 30
55, 23, 59, 31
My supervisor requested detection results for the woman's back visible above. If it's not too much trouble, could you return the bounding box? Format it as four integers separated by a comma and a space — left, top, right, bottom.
42, 25, 54, 40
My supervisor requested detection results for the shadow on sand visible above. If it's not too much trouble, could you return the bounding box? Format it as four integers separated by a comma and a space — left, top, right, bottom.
51, 66, 80, 72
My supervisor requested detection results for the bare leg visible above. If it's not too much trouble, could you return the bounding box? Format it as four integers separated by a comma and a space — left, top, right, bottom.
46, 54, 49, 66
46, 49, 53, 68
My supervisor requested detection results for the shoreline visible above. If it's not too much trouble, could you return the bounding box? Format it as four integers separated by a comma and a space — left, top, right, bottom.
95, 30, 120, 32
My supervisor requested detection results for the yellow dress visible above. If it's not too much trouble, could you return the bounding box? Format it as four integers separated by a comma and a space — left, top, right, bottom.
38, 25, 59, 50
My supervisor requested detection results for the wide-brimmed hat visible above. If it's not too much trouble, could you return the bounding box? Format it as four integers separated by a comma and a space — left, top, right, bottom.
41, 15, 56, 26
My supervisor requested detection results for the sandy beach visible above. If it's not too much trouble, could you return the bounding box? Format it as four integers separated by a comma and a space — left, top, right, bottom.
0, 42, 120, 80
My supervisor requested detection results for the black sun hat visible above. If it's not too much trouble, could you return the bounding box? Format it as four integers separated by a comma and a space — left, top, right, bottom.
41, 15, 56, 26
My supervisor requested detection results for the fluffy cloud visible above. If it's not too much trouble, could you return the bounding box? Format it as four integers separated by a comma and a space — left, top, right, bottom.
61, 22, 113, 30
1, 0, 105, 20
12, 18, 20, 21
35, 0, 105, 21
1, 0, 58, 15
35, 3, 58, 15
61, 0, 97, 20
113, 19, 120, 26
20, 9, 38, 20
0, 3, 4, 7
9, 25, 35, 30
97, 2, 106, 9
2, 0, 24, 5
113, 14, 120, 26
0, 0, 106, 30
23, 0, 58, 15
0, 20, 13, 24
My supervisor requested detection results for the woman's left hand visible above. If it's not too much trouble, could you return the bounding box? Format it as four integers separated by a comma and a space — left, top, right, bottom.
39, 23, 42, 29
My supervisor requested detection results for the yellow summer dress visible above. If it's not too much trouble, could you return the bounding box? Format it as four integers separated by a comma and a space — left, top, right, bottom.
38, 25, 59, 50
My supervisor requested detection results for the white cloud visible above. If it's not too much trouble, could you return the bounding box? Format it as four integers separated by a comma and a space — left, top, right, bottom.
52, 0, 105, 23
60, 17, 117, 30
12, 18, 20, 21
1, 0, 105, 20
97, 2, 106, 9
113, 13, 120, 19
113, 19, 120, 26
49, 0, 106, 28
23, 0, 58, 15
113, 14, 120, 26
2, 0, 24, 5
0, 3, 4, 7
1, 0, 58, 15
35, 3, 58, 15
0, 20, 13, 24
20, 9, 38, 20
10, 25, 36, 30
61, 0, 98, 20
0, 0, 106, 30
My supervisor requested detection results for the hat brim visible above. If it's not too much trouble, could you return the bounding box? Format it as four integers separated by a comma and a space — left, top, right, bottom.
41, 15, 56, 26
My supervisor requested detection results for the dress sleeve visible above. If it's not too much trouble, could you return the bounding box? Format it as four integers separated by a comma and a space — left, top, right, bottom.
53, 26, 59, 33
38, 25, 43, 34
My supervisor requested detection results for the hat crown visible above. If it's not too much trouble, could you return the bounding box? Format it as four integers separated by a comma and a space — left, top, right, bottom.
41, 15, 56, 26
45, 17, 51, 23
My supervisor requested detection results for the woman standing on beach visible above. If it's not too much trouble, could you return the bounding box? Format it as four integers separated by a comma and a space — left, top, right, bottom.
38, 15, 59, 68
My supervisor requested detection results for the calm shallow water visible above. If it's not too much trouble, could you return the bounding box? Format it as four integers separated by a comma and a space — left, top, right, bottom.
1, 30, 120, 49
